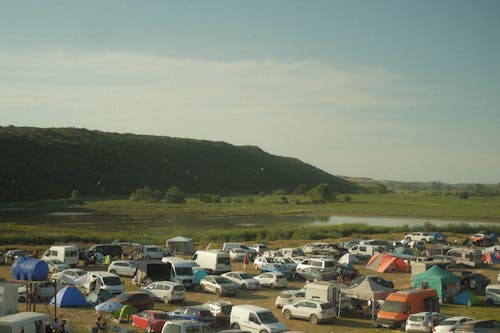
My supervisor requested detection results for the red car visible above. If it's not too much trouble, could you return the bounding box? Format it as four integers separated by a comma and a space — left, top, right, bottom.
131, 310, 171, 333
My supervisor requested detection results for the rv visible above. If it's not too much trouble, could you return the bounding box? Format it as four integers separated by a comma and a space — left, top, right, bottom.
303, 281, 351, 310
376, 288, 439, 329
42, 245, 79, 267
193, 250, 231, 274
349, 244, 387, 259
447, 247, 482, 268
161, 257, 196, 287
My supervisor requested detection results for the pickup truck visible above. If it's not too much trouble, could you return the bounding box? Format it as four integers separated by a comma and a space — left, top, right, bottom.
404, 232, 435, 243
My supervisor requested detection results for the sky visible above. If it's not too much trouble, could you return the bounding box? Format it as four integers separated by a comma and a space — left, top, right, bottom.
1, 1, 499, 184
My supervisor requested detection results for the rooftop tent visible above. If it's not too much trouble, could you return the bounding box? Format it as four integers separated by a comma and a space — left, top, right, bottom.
454, 290, 479, 306
166, 236, 195, 255
135, 260, 171, 285
411, 265, 459, 303
50, 286, 88, 307
341, 278, 393, 319
366, 253, 408, 273
338, 253, 360, 265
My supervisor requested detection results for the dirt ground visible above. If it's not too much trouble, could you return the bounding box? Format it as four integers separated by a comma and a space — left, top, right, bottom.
1, 243, 500, 333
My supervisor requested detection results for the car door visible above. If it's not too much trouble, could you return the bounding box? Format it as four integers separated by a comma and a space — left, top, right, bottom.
135, 311, 150, 329
292, 301, 309, 319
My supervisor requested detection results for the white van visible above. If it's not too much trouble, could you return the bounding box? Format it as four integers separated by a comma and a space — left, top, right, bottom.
279, 248, 305, 258
161, 257, 196, 287
0, 312, 48, 333
42, 245, 79, 267
161, 319, 213, 333
222, 243, 256, 255
142, 245, 165, 260
193, 250, 231, 274
81, 271, 125, 296
303, 281, 351, 310
348, 244, 386, 259
230, 304, 287, 333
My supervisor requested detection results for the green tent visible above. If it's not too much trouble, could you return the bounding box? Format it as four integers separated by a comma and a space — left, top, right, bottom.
111, 304, 139, 323
412, 265, 459, 302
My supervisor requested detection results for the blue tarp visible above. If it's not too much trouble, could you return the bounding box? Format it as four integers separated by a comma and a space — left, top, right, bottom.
454, 290, 479, 306
50, 286, 88, 307
430, 232, 448, 241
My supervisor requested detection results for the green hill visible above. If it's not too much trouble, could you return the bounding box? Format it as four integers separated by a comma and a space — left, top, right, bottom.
0, 126, 360, 201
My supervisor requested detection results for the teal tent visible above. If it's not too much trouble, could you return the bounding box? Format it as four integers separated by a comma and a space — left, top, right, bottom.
411, 265, 459, 302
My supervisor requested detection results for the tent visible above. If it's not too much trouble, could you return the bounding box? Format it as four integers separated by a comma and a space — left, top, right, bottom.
86, 289, 114, 306
454, 290, 479, 306
482, 246, 500, 264
338, 253, 360, 265
430, 232, 448, 242
135, 260, 171, 284
366, 253, 408, 273
111, 304, 139, 323
393, 247, 414, 256
193, 268, 208, 285
341, 279, 393, 319
166, 236, 195, 255
50, 286, 88, 307
411, 265, 459, 303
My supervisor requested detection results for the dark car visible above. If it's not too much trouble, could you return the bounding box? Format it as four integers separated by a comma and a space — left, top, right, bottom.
296, 267, 336, 282
350, 275, 394, 289
167, 306, 215, 327
455, 319, 500, 333
460, 272, 491, 291
109, 292, 154, 311
131, 310, 172, 333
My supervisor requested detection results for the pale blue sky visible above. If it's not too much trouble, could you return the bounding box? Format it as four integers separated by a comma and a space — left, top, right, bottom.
1, 1, 499, 183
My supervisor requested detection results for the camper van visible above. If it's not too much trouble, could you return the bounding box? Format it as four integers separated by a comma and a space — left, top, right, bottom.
82, 271, 125, 296
0, 312, 48, 333
349, 244, 387, 259
42, 245, 79, 267
193, 250, 231, 274
376, 288, 439, 329
303, 281, 351, 310
161, 257, 196, 287
446, 247, 482, 268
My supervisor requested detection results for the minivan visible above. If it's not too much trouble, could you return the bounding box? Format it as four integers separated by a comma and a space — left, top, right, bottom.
161, 257, 196, 287
86, 244, 122, 258
142, 245, 165, 260
193, 250, 231, 275
42, 245, 79, 267
230, 304, 287, 333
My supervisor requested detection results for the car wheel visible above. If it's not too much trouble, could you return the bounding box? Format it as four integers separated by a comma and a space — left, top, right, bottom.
109, 270, 117, 274
309, 314, 319, 325
486, 298, 494, 305
283, 309, 292, 319
242, 283, 247, 289
259, 330, 269, 333
231, 323, 240, 329
163, 296, 170, 304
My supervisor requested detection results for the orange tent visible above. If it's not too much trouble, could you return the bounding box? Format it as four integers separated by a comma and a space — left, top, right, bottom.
366, 253, 408, 273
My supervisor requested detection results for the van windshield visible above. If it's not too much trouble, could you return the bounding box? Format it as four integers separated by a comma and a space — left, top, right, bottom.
257, 311, 279, 324
102, 276, 122, 285
175, 267, 193, 275
380, 300, 404, 313
217, 257, 230, 265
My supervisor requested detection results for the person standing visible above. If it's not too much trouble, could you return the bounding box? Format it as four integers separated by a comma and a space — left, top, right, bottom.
243, 254, 249, 270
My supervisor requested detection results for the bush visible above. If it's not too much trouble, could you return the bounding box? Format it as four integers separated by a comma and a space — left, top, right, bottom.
165, 186, 186, 203
129, 186, 162, 202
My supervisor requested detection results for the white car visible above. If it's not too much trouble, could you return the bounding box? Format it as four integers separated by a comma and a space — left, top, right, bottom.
229, 248, 247, 262
200, 275, 239, 296
140, 281, 186, 304
221, 271, 260, 289
107, 260, 137, 277
485, 284, 500, 305
254, 272, 288, 289
282, 299, 336, 324
404, 232, 435, 243
275, 289, 305, 308
52, 268, 87, 279
253, 256, 277, 270
434, 316, 475, 333
43, 259, 70, 273
405, 312, 448, 333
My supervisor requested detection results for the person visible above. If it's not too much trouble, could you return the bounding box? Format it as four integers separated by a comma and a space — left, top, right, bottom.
243, 254, 249, 270
95, 315, 107, 333
431, 314, 439, 332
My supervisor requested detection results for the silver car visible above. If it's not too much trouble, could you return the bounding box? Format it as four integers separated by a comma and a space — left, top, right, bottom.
200, 275, 239, 296
435, 316, 475, 333
274, 289, 305, 308
140, 281, 186, 304
405, 312, 448, 333
282, 299, 336, 324
221, 271, 260, 289
107, 260, 137, 277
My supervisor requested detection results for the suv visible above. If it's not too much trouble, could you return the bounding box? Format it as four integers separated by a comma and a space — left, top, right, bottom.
404, 233, 435, 243
161, 319, 214, 333
405, 312, 447, 333
296, 258, 336, 273
282, 299, 336, 324
485, 284, 500, 305
141, 281, 186, 304
108, 260, 137, 277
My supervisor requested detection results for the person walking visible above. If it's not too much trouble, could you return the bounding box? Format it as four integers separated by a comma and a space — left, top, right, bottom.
243, 254, 249, 270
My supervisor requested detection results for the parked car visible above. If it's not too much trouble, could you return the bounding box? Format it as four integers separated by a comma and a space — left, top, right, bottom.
107, 260, 137, 277
200, 275, 239, 296
140, 281, 186, 304
6, 249, 27, 261
254, 272, 288, 289
202, 300, 233, 326
168, 306, 215, 327
221, 271, 260, 289
404, 233, 436, 243
261, 263, 293, 279
434, 316, 475, 333
282, 299, 336, 324
42, 259, 70, 273
161, 319, 214, 333
405, 312, 447, 333
455, 319, 500, 333
51, 268, 88, 280
274, 289, 306, 308
249, 244, 268, 256
253, 256, 277, 270
274, 257, 298, 272
131, 310, 172, 333
351, 275, 394, 289
295, 267, 335, 282
229, 249, 247, 262
460, 272, 491, 290
485, 284, 500, 305
109, 291, 154, 311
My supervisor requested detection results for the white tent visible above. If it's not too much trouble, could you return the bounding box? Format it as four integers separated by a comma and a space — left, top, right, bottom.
340, 278, 393, 319
166, 236, 195, 255
338, 253, 360, 265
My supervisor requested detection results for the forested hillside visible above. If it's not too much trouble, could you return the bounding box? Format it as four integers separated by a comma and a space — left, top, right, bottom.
0, 126, 359, 201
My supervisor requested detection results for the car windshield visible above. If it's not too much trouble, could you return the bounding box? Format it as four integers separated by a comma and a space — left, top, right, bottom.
214, 277, 231, 284
380, 300, 404, 313
103, 276, 122, 285
320, 303, 334, 310
258, 311, 279, 324
176, 267, 193, 275
440, 319, 459, 325
239, 273, 254, 279
154, 312, 170, 320
173, 285, 185, 291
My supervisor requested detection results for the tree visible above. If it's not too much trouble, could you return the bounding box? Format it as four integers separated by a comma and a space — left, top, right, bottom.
458, 191, 469, 200
129, 186, 162, 202
308, 183, 336, 203
294, 184, 309, 195
165, 185, 186, 203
